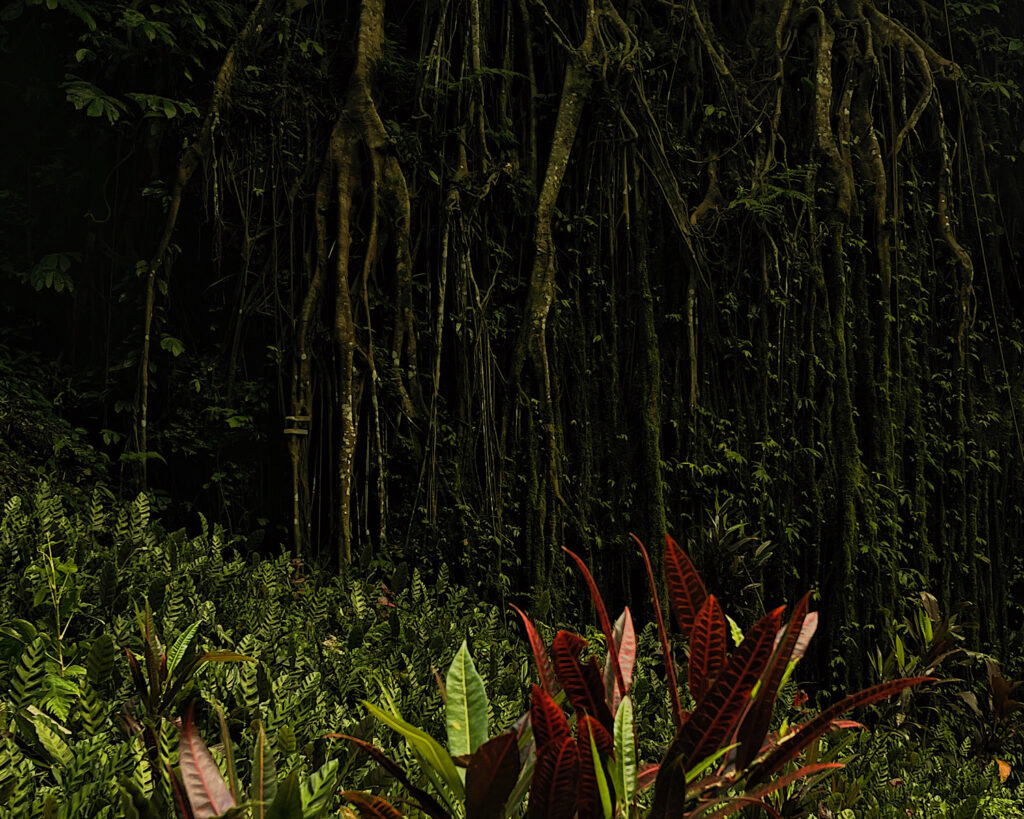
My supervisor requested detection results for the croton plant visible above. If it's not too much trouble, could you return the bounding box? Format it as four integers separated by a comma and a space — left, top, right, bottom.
163, 535, 927, 818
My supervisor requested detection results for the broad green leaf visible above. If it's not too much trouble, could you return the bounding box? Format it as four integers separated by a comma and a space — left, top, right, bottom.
28, 710, 73, 767
446, 640, 489, 759
588, 725, 614, 819
166, 622, 200, 677
613, 695, 636, 808
362, 699, 465, 802
265, 770, 302, 819
301, 758, 338, 818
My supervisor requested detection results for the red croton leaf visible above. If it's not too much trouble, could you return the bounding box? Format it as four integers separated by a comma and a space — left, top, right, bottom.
340, 791, 405, 819
466, 732, 521, 819
688, 594, 728, 702
511, 604, 557, 695
631, 533, 684, 730
550, 631, 613, 730
650, 606, 785, 819
528, 736, 580, 819
563, 548, 627, 698
733, 591, 812, 770
746, 677, 933, 788
531, 684, 571, 750
664, 534, 707, 637
604, 608, 636, 713
576, 714, 615, 819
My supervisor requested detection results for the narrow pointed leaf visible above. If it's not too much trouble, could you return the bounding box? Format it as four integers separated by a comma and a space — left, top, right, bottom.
466, 732, 521, 819
563, 548, 626, 698
631, 534, 684, 729
178, 702, 235, 818
511, 604, 557, 694
340, 792, 404, 819
166, 623, 200, 678
699, 763, 843, 819
446, 640, 489, 757
613, 695, 636, 808
214, 706, 239, 802
604, 609, 636, 713
747, 677, 932, 787
734, 592, 812, 770
688, 595, 728, 702
362, 699, 465, 800
528, 736, 579, 819
650, 607, 784, 818
663, 534, 707, 637
585, 717, 614, 819
250, 724, 277, 817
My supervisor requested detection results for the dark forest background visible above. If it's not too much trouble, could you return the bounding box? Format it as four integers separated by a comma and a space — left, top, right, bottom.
2, 0, 1024, 685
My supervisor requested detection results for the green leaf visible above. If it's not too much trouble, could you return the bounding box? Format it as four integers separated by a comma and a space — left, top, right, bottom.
613, 695, 636, 808
166, 622, 200, 677
28, 709, 74, 767
160, 336, 185, 357
362, 699, 464, 803
726, 615, 744, 647
266, 770, 302, 819
300, 758, 338, 818
251, 725, 278, 817
446, 640, 489, 759
588, 726, 613, 819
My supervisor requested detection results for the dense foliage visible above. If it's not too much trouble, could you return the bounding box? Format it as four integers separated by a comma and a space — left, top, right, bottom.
0, 483, 1021, 817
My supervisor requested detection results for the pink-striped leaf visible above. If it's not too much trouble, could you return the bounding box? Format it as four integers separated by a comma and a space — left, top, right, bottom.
604, 608, 636, 713
178, 702, 235, 818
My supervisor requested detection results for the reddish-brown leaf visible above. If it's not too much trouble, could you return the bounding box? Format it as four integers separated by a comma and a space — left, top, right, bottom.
530, 685, 571, 750
663, 534, 707, 637
637, 762, 659, 792
326, 734, 449, 819
576, 714, 614, 819
746, 677, 933, 787
699, 764, 843, 819
688, 595, 728, 702
734, 592, 812, 770
178, 702, 235, 819
650, 607, 784, 818
563, 548, 626, 698
631, 533, 684, 730
466, 732, 521, 819
511, 604, 557, 695
550, 631, 612, 730
528, 736, 580, 819
340, 791, 405, 819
